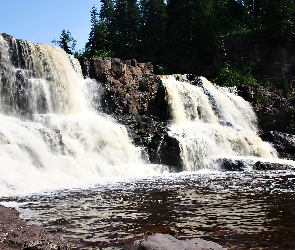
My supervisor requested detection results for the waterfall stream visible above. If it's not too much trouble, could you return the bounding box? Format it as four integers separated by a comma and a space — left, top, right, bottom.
161, 75, 277, 171
0, 34, 159, 196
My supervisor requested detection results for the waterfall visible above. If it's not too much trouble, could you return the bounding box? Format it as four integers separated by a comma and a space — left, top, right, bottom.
0, 34, 159, 196
161, 75, 277, 171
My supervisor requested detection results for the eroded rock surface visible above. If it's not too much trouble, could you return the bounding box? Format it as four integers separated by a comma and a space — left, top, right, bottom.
0, 205, 70, 250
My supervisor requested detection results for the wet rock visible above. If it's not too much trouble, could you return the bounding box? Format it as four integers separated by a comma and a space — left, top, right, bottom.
259, 131, 295, 160
214, 158, 249, 171
156, 133, 183, 171
253, 161, 295, 171
0, 205, 70, 250
39, 128, 65, 154
125, 233, 225, 250
79, 57, 172, 165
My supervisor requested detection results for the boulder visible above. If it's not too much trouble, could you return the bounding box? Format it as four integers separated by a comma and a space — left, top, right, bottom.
125, 233, 225, 250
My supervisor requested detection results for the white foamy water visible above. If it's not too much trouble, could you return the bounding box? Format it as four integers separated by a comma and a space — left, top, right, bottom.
161, 75, 278, 171
0, 35, 162, 196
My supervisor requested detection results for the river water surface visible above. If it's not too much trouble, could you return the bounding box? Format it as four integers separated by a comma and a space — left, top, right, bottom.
1, 170, 295, 249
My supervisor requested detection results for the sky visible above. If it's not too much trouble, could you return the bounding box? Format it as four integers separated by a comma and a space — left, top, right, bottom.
0, 0, 101, 51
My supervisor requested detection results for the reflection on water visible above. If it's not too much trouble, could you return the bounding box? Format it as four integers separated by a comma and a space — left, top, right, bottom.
1, 171, 295, 249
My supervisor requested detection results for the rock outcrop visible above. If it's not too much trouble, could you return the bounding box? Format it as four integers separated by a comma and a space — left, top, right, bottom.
0, 205, 70, 250
79, 57, 170, 120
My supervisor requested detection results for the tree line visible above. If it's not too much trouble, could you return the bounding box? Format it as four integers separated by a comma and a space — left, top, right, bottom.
53, 0, 295, 74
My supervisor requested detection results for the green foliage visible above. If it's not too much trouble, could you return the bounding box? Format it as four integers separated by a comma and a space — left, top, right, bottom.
93, 49, 114, 58
52, 30, 76, 54
281, 77, 292, 96
212, 62, 257, 87
155, 64, 170, 74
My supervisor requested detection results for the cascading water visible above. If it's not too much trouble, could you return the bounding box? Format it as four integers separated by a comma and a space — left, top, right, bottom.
0, 34, 160, 196
161, 75, 277, 171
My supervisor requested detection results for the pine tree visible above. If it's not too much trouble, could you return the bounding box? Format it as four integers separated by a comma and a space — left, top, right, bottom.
139, 0, 167, 54
260, 0, 295, 41
52, 30, 76, 54
99, 0, 115, 52
113, 0, 141, 56
85, 5, 100, 57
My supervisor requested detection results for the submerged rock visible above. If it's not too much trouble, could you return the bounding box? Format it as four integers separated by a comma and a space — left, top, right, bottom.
0, 205, 70, 250
125, 233, 225, 250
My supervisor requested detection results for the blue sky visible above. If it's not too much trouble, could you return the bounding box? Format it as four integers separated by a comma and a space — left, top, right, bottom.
0, 0, 101, 51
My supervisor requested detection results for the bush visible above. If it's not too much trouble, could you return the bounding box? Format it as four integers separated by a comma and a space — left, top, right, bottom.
212, 61, 258, 87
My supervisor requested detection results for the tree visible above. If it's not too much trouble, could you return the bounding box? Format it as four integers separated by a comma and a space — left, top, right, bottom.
260, 0, 295, 41
99, 0, 116, 52
52, 30, 76, 54
113, 0, 141, 56
85, 5, 100, 57
139, 0, 167, 55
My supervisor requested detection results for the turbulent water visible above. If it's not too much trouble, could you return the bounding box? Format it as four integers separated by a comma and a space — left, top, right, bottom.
161, 75, 278, 171
0, 34, 161, 196
1, 35, 295, 249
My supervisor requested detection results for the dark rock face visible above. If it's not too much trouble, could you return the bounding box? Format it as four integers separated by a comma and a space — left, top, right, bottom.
155, 133, 183, 171
125, 233, 225, 250
259, 131, 295, 160
0, 205, 70, 250
218, 37, 295, 85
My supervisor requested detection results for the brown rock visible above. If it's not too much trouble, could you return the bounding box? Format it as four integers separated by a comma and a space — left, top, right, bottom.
79, 57, 170, 119
0, 205, 70, 250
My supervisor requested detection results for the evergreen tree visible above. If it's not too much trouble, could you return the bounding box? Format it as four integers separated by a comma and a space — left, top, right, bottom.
85, 5, 100, 57
113, 0, 141, 56
99, 0, 115, 52
260, 0, 295, 41
139, 0, 167, 57
52, 30, 76, 54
